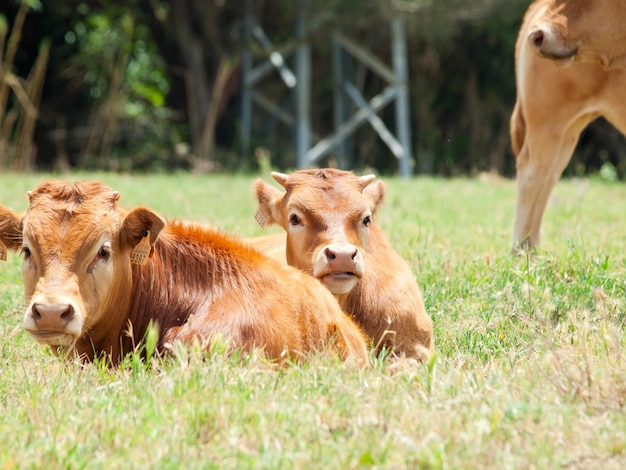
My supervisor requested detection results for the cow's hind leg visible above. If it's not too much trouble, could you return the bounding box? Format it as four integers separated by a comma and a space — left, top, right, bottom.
512, 124, 584, 251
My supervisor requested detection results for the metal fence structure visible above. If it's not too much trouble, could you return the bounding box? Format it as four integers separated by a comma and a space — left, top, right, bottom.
241, 2, 414, 177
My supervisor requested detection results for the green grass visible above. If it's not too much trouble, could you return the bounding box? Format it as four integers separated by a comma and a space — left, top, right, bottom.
0, 171, 624, 469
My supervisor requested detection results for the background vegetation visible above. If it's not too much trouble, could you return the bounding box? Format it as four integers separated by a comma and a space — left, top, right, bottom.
0, 173, 625, 468
1, 0, 625, 177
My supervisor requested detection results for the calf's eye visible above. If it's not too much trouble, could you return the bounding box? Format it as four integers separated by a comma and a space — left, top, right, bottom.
289, 214, 302, 226
363, 216, 372, 227
87, 245, 112, 273
97, 246, 111, 260
21, 247, 31, 259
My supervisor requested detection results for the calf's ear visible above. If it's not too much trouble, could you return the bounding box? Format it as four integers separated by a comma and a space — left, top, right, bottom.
254, 179, 283, 228
120, 207, 166, 251
362, 180, 385, 213
0, 206, 23, 260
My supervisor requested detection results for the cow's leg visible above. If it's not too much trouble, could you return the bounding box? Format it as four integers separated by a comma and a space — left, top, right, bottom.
512, 123, 584, 251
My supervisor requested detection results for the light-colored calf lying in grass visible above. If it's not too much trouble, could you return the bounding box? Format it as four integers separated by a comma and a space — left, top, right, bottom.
250, 168, 434, 362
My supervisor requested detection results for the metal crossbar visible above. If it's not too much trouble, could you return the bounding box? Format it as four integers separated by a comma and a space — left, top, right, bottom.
241, 3, 413, 177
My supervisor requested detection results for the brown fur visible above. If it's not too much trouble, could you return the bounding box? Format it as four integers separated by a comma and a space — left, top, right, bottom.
251, 169, 434, 362
511, 0, 626, 249
0, 181, 368, 367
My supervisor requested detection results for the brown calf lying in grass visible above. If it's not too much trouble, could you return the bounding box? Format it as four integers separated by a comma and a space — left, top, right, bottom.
0, 180, 369, 367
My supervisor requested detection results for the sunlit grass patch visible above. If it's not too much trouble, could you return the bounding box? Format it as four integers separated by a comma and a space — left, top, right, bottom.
0, 173, 625, 468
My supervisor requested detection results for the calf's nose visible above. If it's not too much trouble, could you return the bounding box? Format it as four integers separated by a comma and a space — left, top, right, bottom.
30, 303, 75, 328
325, 245, 358, 264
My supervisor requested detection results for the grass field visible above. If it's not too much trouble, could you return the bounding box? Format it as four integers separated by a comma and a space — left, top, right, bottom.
0, 171, 624, 469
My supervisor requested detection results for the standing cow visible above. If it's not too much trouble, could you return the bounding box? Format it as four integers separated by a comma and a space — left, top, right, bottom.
252, 169, 434, 362
0, 181, 368, 367
511, 0, 626, 249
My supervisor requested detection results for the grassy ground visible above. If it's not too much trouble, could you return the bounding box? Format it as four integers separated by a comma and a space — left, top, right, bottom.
0, 172, 624, 469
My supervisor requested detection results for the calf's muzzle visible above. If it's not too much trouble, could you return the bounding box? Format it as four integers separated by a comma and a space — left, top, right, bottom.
30, 302, 75, 327
319, 243, 362, 276
23, 297, 82, 346
324, 244, 358, 265
313, 242, 365, 296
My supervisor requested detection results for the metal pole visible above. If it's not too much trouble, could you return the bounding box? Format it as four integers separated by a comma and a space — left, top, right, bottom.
333, 31, 351, 169
391, 16, 413, 178
241, 0, 253, 160
295, 0, 311, 169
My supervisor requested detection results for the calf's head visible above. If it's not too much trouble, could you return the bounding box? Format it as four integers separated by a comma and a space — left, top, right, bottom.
0, 181, 164, 352
255, 169, 384, 296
